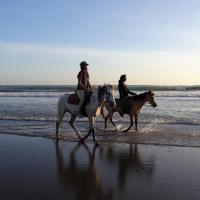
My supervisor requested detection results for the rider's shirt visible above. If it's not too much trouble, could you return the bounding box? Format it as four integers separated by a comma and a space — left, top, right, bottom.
77, 71, 90, 91
118, 81, 136, 99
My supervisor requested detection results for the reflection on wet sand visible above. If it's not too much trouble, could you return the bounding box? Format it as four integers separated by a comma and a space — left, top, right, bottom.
99, 144, 155, 190
55, 142, 114, 200
55, 142, 155, 200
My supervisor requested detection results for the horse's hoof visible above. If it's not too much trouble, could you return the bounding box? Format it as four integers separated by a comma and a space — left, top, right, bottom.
78, 136, 82, 140
79, 138, 85, 144
55, 135, 59, 140
78, 141, 84, 145
94, 141, 99, 146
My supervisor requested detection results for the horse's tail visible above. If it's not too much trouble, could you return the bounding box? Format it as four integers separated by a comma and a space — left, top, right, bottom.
57, 95, 67, 123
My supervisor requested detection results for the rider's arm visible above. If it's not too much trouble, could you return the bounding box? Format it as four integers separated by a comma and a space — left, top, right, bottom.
87, 81, 92, 92
127, 89, 137, 96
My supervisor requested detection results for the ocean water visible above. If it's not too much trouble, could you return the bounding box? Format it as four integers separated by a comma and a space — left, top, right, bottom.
0, 85, 199, 146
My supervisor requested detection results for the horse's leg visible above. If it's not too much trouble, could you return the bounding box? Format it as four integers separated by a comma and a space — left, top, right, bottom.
90, 117, 98, 144
109, 112, 116, 128
81, 117, 96, 143
104, 116, 108, 129
110, 118, 116, 127
56, 112, 66, 140
92, 127, 99, 145
135, 115, 138, 132
81, 128, 92, 143
56, 100, 67, 139
69, 114, 82, 140
56, 121, 59, 137
92, 127, 97, 143
105, 110, 115, 129
100, 105, 105, 118
124, 115, 133, 132
102, 105, 109, 129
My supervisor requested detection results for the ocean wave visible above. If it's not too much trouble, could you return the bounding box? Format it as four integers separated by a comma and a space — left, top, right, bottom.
0, 85, 200, 93
1, 91, 200, 97
128, 85, 200, 91
0, 115, 90, 123
0, 92, 64, 97
0, 85, 75, 92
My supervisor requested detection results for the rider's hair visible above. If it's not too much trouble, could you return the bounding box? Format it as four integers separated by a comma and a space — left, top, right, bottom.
120, 74, 126, 80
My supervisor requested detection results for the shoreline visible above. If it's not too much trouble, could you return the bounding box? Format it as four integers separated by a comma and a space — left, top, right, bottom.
1, 131, 200, 148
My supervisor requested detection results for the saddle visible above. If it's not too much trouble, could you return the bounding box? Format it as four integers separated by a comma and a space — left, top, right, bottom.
67, 93, 80, 105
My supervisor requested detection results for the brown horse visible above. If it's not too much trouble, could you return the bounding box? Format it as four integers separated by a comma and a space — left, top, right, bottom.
101, 91, 157, 132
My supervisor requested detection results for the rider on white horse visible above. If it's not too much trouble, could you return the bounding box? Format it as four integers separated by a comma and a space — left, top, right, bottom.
77, 61, 93, 116
56, 61, 116, 143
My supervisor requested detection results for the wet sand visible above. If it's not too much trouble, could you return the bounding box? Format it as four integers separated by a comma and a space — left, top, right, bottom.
1, 119, 200, 148
1, 133, 200, 200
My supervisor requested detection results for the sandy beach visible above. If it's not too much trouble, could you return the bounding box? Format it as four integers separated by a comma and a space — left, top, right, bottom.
1, 133, 200, 200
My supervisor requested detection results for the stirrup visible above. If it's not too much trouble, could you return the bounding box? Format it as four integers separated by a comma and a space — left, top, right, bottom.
119, 111, 124, 117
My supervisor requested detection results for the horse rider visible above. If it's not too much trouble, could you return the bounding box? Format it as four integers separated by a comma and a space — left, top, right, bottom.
118, 74, 137, 117
77, 61, 93, 116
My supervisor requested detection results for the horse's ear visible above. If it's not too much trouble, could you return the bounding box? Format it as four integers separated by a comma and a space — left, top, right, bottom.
98, 85, 102, 90
149, 90, 155, 96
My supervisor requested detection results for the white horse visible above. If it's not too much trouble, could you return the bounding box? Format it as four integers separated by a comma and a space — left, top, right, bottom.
56, 85, 116, 144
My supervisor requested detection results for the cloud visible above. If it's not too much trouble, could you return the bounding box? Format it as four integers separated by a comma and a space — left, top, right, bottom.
0, 40, 199, 56
0, 41, 200, 85
0, 41, 200, 69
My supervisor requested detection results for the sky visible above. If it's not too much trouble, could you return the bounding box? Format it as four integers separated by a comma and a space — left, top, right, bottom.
0, 0, 200, 85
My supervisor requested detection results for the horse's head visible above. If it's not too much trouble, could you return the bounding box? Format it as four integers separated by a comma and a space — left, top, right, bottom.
98, 85, 116, 108
146, 91, 157, 107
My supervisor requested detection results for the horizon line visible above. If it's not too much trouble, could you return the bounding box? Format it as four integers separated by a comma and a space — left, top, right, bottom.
0, 84, 199, 86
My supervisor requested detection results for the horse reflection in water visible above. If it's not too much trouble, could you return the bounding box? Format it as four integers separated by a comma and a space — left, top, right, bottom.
99, 144, 155, 190
55, 142, 155, 199
55, 142, 114, 200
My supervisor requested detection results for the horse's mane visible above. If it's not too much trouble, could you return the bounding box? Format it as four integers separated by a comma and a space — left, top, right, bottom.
134, 92, 147, 101
98, 85, 112, 101
134, 91, 155, 102
98, 85, 106, 101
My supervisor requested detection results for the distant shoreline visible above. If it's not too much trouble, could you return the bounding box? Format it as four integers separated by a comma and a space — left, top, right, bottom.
0, 85, 200, 91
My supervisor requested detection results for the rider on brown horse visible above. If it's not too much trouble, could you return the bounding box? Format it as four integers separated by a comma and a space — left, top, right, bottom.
118, 74, 137, 117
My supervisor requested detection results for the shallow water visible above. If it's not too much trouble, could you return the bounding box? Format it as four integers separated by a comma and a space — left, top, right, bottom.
0, 86, 200, 147
0, 134, 200, 200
